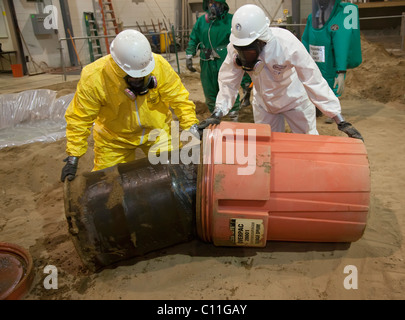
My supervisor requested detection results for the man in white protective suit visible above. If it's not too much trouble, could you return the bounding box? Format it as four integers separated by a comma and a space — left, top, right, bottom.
197, 4, 363, 141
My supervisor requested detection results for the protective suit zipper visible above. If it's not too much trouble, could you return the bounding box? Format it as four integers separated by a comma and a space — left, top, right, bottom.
135, 99, 145, 145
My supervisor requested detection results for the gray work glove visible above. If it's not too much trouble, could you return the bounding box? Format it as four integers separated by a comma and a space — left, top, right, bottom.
197, 110, 223, 137
337, 121, 364, 142
186, 56, 196, 73
61, 156, 79, 182
240, 84, 252, 108
333, 72, 346, 96
187, 123, 201, 140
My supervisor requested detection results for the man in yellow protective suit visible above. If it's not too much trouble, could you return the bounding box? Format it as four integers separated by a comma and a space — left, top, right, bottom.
61, 30, 199, 182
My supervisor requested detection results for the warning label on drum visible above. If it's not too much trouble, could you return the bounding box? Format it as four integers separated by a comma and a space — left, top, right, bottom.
230, 218, 264, 246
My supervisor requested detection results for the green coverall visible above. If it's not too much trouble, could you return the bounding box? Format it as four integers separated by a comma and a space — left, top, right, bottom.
186, 0, 251, 113
302, 0, 362, 97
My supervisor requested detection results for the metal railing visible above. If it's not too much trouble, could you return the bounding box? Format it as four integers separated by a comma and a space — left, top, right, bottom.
58, 34, 115, 81
271, 13, 405, 50
57, 13, 405, 81
270, 14, 405, 27
58, 30, 176, 81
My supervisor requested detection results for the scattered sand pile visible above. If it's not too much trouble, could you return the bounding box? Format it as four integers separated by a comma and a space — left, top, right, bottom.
345, 34, 405, 104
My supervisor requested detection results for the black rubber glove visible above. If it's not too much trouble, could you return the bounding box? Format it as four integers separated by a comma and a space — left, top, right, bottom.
186, 57, 196, 73
61, 156, 79, 182
338, 121, 364, 141
197, 110, 223, 137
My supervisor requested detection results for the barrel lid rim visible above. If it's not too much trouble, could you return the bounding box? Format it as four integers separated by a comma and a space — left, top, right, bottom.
0, 242, 34, 300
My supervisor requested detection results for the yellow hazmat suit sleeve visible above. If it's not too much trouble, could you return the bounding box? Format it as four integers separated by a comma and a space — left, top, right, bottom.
65, 54, 198, 161
65, 57, 108, 157
153, 54, 198, 130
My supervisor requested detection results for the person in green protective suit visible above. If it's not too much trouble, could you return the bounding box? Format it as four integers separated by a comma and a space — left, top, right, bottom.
186, 0, 252, 120
302, 0, 362, 120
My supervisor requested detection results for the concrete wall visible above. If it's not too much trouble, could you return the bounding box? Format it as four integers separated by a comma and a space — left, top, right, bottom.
228, 0, 287, 20
186, 0, 291, 24
3, 0, 309, 71
300, 0, 313, 36
12, 0, 62, 73
0, 0, 12, 52
119, 0, 178, 29
301, 0, 313, 22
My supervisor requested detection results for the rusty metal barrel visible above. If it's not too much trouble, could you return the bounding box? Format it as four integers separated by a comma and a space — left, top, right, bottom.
64, 156, 197, 272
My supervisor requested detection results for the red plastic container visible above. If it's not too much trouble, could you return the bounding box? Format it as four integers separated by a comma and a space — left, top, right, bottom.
11, 64, 24, 78
0, 242, 34, 300
197, 122, 370, 246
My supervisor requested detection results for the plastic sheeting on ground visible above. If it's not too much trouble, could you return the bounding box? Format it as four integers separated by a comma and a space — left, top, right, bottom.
0, 89, 74, 149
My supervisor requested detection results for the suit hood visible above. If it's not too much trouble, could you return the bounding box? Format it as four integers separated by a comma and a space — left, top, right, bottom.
203, 0, 229, 15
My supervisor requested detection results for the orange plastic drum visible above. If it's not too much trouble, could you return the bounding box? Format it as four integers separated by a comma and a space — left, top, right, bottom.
196, 122, 370, 247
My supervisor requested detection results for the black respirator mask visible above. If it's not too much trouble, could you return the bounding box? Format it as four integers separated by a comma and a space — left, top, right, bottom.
319, 0, 333, 8
206, 2, 225, 21
234, 40, 266, 73
312, 0, 335, 29
124, 75, 157, 100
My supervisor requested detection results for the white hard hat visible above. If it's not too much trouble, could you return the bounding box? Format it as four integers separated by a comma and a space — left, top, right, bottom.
110, 29, 155, 78
230, 4, 270, 46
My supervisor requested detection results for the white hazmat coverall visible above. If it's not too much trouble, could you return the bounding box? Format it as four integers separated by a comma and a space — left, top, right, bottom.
215, 27, 342, 134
